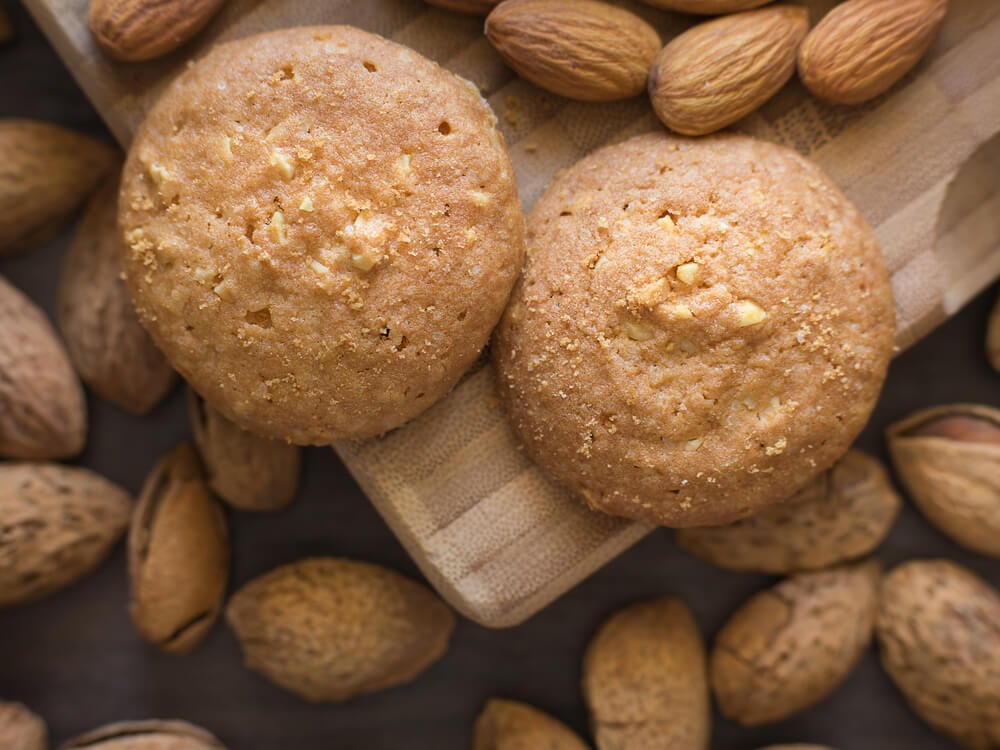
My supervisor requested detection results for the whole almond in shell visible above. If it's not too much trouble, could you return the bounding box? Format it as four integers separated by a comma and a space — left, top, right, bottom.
0, 701, 47, 750
0, 275, 86, 459
797, 0, 949, 105
0, 119, 116, 256
887, 404, 1000, 557
876, 560, 1000, 750
583, 597, 709, 750
61, 719, 225, 750
225, 557, 455, 702
987, 295, 999, 372
58, 175, 176, 415
676, 450, 900, 573
425, 0, 499, 13
88, 0, 226, 62
188, 389, 300, 512
648, 5, 809, 136
129, 443, 228, 654
485, 0, 661, 102
0, 462, 131, 608
474, 699, 589, 750
710, 558, 881, 726
638, 0, 771, 13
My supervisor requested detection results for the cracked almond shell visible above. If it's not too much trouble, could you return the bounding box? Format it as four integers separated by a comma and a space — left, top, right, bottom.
225, 557, 455, 702
187, 389, 300, 512
58, 174, 176, 415
887, 404, 1000, 557
676, 449, 901, 573
0, 462, 131, 608
648, 5, 808, 136
474, 699, 589, 750
485, 0, 661, 102
0, 701, 47, 750
61, 719, 225, 749
128, 443, 229, 654
0, 119, 117, 256
583, 597, 709, 750
710, 558, 881, 726
0, 275, 87, 459
876, 560, 1000, 750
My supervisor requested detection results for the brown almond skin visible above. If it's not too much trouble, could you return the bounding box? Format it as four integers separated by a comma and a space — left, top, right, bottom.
225, 557, 455, 702
58, 174, 176, 415
485, 0, 661, 102
129, 443, 229, 654
877, 560, 1000, 750
887, 404, 1000, 557
0, 275, 87, 459
425, 0, 500, 14
61, 719, 225, 749
798, 0, 949, 105
638, 0, 771, 13
676, 450, 901, 574
0, 463, 131, 608
988, 295, 1000, 372
583, 597, 709, 750
187, 389, 300, 512
88, 0, 226, 62
648, 5, 809, 136
474, 699, 590, 750
0, 701, 47, 750
710, 559, 881, 726
0, 120, 117, 256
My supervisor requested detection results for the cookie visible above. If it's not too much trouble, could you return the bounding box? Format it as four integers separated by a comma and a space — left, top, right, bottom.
120, 26, 525, 444
493, 132, 894, 528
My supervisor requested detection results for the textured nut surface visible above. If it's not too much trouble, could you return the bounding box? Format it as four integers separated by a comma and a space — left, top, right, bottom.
648, 5, 808, 136
797, 0, 949, 105
486, 0, 661, 102
226, 557, 455, 702
425, 0, 499, 13
88, 0, 225, 62
0, 462, 131, 608
0, 275, 87, 459
887, 404, 1000, 557
61, 719, 225, 749
676, 450, 901, 573
0, 119, 116, 256
988, 295, 1000, 372
710, 559, 881, 726
0, 701, 47, 750
129, 443, 229, 654
187, 390, 300, 512
58, 175, 176, 415
474, 699, 589, 750
583, 597, 709, 750
638, 0, 771, 12
876, 560, 1000, 750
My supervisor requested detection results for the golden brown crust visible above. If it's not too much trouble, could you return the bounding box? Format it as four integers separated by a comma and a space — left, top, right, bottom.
121, 26, 525, 444
493, 131, 894, 527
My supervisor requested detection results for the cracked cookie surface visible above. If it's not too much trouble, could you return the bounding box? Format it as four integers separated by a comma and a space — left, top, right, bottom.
493, 131, 893, 527
121, 26, 524, 443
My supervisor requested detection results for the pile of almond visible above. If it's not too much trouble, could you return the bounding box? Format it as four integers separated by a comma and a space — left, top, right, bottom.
2, 2, 999, 749
473, 0, 950, 135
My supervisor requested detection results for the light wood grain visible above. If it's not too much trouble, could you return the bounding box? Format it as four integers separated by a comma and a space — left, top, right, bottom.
24, 0, 1000, 626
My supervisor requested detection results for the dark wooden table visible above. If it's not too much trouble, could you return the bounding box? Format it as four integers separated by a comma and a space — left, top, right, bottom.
1, 3, 998, 748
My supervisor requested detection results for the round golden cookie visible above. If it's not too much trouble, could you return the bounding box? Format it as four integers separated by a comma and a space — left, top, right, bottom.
494, 132, 894, 528
120, 26, 524, 443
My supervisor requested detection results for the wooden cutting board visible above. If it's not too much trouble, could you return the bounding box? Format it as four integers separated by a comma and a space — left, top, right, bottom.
24, 0, 1000, 627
